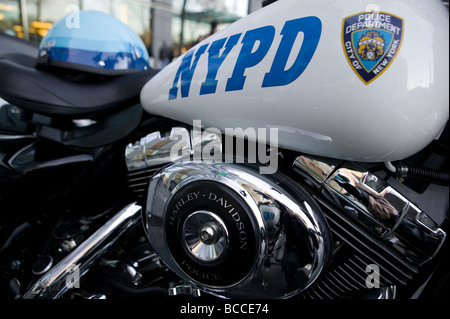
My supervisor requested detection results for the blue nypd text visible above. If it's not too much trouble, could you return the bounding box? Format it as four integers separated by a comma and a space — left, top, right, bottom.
169, 16, 322, 100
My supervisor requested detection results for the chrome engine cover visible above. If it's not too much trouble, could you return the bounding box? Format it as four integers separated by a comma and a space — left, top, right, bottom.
143, 162, 332, 298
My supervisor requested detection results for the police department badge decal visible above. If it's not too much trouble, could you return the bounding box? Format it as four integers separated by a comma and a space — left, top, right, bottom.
342, 11, 404, 84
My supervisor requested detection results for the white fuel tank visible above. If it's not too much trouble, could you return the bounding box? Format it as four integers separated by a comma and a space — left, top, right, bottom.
141, 0, 449, 162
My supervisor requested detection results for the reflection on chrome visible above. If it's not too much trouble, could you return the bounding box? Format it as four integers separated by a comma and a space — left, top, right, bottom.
182, 210, 229, 263
294, 155, 446, 266
23, 203, 141, 299
125, 127, 222, 171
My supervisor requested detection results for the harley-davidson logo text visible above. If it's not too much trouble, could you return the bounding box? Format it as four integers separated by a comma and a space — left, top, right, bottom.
168, 191, 201, 226
208, 192, 248, 250
342, 11, 404, 84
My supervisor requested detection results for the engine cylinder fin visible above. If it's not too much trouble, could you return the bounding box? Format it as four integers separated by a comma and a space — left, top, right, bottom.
126, 167, 161, 198
310, 283, 331, 299
313, 194, 418, 286
337, 264, 367, 290
327, 270, 354, 293
352, 254, 393, 286
332, 267, 361, 291
320, 275, 347, 297
315, 278, 343, 298
342, 263, 369, 288
298, 248, 400, 299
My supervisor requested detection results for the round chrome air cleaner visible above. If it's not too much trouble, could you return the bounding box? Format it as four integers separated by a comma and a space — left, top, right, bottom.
162, 178, 259, 288
143, 162, 332, 298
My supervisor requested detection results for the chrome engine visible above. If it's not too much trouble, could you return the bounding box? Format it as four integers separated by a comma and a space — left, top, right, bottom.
126, 127, 331, 298
22, 126, 447, 299
121, 126, 447, 299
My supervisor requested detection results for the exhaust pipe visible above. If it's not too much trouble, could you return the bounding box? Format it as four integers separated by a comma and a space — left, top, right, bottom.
23, 202, 141, 299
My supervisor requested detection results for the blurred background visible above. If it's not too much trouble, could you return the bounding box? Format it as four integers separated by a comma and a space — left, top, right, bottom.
0, 0, 264, 68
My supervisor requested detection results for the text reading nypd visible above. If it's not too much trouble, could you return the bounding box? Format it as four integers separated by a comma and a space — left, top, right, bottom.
169, 16, 322, 100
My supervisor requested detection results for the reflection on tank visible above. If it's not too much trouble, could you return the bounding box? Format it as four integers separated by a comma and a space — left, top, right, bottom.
294, 155, 446, 267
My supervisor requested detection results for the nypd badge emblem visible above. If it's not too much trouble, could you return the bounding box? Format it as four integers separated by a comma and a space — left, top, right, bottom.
342, 11, 404, 84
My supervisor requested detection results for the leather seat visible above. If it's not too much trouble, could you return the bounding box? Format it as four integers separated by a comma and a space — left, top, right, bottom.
0, 53, 159, 118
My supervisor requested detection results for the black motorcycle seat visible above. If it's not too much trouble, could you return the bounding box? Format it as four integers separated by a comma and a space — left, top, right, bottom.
0, 53, 159, 118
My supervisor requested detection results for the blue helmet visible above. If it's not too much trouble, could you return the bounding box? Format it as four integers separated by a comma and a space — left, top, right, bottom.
36, 10, 150, 75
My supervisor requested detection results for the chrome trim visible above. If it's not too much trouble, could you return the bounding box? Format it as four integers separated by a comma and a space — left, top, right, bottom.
125, 130, 182, 171
377, 286, 397, 299
70, 291, 107, 299
144, 162, 331, 299
0, 134, 36, 140
125, 127, 222, 172
168, 284, 202, 297
182, 210, 229, 263
360, 286, 397, 299
327, 166, 405, 236
22, 203, 141, 299
294, 155, 446, 266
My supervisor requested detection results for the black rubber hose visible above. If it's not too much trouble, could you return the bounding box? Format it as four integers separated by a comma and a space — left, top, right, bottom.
397, 164, 449, 186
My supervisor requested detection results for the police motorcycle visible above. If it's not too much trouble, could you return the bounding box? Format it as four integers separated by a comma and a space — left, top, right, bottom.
0, 0, 448, 300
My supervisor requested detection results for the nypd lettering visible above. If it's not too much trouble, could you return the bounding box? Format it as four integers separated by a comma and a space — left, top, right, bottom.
169, 16, 322, 100
342, 11, 404, 84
